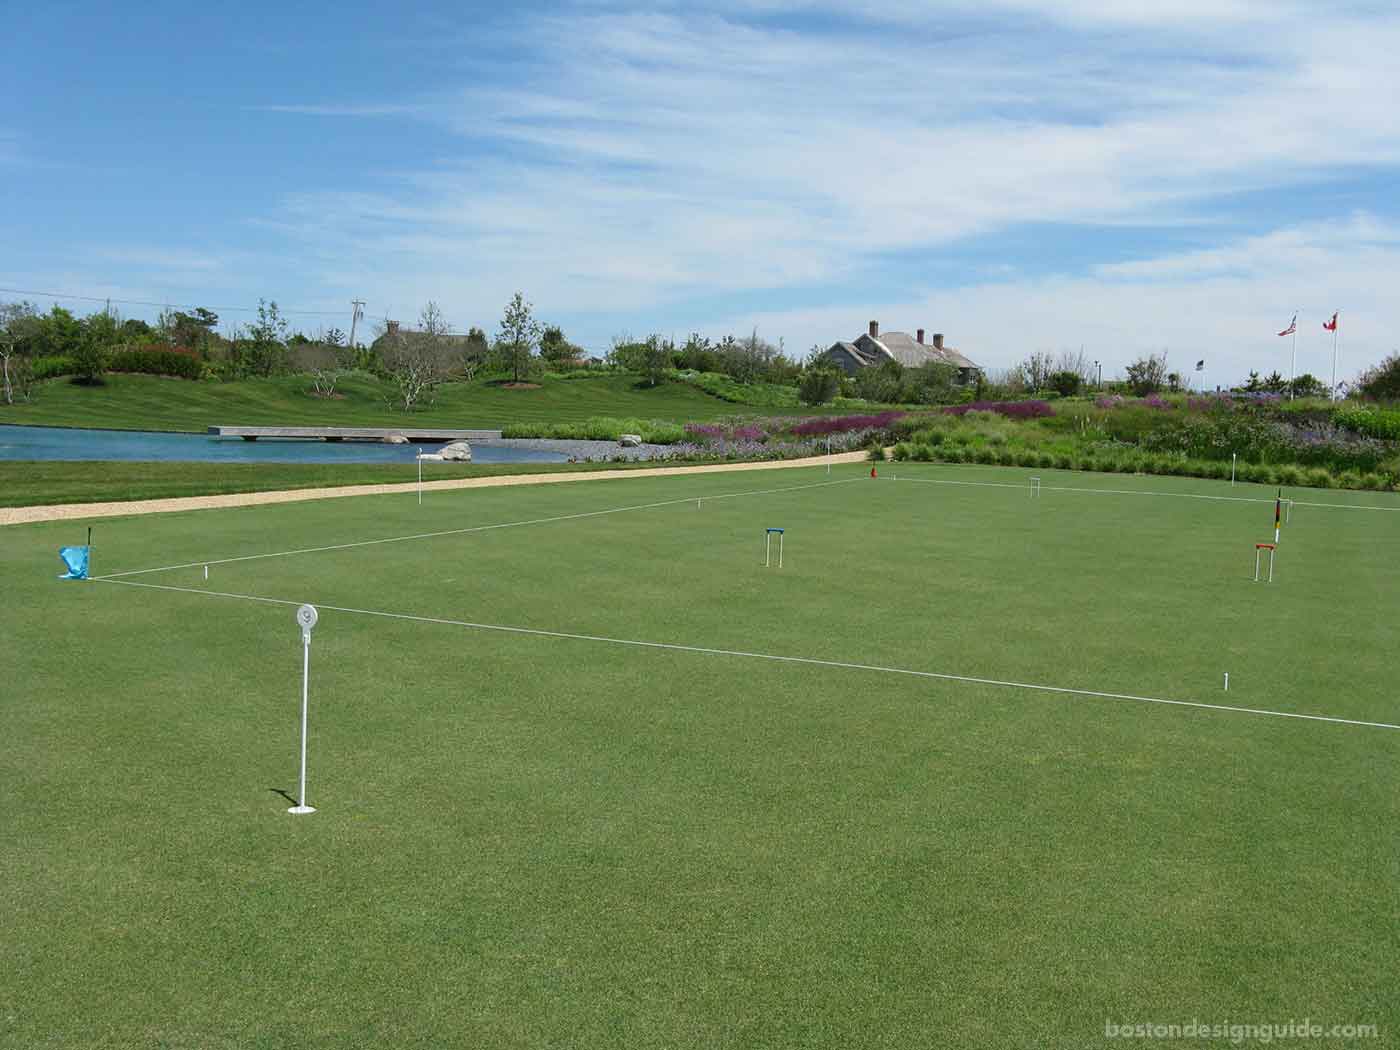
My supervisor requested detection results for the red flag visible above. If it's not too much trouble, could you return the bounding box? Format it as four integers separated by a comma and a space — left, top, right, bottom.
1277, 315, 1296, 336
1323, 312, 1338, 332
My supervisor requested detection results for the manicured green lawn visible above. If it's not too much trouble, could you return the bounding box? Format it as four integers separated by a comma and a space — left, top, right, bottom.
5, 464, 1397, 1048
0, 372, 805, 433
0, 458, 661, 507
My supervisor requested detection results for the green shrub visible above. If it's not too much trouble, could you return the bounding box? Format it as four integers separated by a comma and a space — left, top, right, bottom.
892, 441, 914, 461
1304, 467, 1333, 488
941, 446, 967, 463
1275, 465, 1304, 486
1360, 472, 1386, 491
1335, 470, 1363, 490
1053, 453, 1073, 470
107, 346, 202, 379
1333, 406, 1400, 440
29, 355, 75, 380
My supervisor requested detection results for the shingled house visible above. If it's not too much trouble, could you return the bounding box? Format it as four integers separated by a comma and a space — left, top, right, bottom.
821, 321, 980, 383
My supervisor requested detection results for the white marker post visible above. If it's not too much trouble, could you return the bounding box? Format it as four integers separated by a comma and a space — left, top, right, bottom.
288, 604, 318, 815
1231, 453, 1236, 486
1224, 672, 1229, 692
827, 436, 831, 475
417, 448, 423, 506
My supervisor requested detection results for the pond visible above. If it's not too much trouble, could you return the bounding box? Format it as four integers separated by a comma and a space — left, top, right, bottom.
0, 425, 571, 464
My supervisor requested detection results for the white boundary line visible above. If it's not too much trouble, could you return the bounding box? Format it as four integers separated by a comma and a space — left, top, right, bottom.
93, 476, 861, 580
883, 472, 1400, 511
88, 576, 1400, 732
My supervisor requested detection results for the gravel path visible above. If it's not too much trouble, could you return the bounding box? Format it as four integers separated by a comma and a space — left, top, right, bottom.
2, 450, 873, 525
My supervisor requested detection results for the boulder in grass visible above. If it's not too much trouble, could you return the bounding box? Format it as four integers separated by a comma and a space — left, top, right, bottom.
618, 434, 643, 447
383, 433, 409, 444
439, 441, 472, 461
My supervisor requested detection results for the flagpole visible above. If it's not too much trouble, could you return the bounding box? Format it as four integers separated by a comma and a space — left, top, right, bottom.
1330, 319, 1339, 400
1289, 317, 1297, 400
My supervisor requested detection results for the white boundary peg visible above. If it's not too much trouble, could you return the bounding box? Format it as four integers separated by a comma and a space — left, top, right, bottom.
765, 527, 785, 568
417, 448, 423, 506
1253, 543, 1276, 583
1285, 499, 1294, 523
288, 604, 319, 815
1029, 476, 1041, 498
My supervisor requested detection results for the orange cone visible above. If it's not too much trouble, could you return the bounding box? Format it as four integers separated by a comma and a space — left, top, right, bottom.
870, 467, 878, 478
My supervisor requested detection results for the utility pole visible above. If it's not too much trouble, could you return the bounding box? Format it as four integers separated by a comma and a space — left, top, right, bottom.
347, 299, 365, 351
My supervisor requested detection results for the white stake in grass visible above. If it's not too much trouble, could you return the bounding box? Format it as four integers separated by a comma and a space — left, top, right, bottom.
288, 604, 319, 815
765, 527, 785, 569
417, 448, 423, 506
1029, 476, 1041, 498
1231, 453, 1237, 486
1224, 672, 1229, 691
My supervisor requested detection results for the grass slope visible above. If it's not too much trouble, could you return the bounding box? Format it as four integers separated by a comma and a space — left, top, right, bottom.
0, 372, 802, 433
5, 465, 1398, 1048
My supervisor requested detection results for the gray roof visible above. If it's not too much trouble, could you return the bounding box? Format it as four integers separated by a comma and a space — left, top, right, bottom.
854, 331, 979, 371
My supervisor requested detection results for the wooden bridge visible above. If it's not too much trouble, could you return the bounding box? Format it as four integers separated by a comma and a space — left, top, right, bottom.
208, 426, 502, 442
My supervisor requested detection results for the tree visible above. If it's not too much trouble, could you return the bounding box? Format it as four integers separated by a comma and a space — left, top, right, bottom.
162, 307, 220, 353
1166, 371, 1183, 393
1016, 351, 1056, 391
323, 326, 346, 348
799, 365, 841, 406
461, 326, 490, 381
1125, 352, 1168, 396
1262, 370, 1287, 394
1288, 373, 1327, 399
494, 292, 540, 383
379, 302, 452, 411
1243, 370, 1262, 392
539, 324, 582, 368
1049, 370, 1082, 397
1354, 354, 1400, 400
242, 299, 289, 376
0, 301, 40, 404
612, 334, 672, 386
854, 359, 905, 403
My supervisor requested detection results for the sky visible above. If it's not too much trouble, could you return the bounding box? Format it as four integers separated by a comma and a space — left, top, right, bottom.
4, 0, 1398, 384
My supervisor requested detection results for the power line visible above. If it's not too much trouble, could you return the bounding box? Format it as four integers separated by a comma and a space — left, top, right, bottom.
0, 286, 353, 318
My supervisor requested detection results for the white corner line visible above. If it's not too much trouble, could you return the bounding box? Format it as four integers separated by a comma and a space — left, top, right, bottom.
87, 577, 1400, 733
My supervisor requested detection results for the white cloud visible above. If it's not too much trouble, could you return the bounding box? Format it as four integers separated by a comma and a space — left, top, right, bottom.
20, 2, 1400, 370
713, 216, 1399, 385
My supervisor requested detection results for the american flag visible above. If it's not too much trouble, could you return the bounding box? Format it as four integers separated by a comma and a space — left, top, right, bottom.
1277, 315, 1296, 337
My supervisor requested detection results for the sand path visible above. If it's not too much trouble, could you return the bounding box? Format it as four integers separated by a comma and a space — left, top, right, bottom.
3, 451, 874, 526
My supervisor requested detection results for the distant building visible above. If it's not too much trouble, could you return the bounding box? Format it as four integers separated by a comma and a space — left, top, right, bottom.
821, 321, 980, 383
371, 319, 481, 371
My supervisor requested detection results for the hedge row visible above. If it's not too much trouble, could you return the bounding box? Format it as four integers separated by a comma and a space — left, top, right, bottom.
107, 347, 202, 379
889, 441, 1395, 491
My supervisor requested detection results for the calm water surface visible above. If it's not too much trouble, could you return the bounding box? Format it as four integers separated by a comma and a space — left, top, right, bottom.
0, 425, 568, 464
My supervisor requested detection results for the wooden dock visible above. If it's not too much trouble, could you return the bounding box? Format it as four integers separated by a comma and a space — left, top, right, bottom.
208, 426, 502, 442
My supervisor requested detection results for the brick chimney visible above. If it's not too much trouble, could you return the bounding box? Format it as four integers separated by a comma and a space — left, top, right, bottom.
932, 333, 944, 350
916, 328, 925, 344
386, 320, 400, 336
868, 320, 879, 339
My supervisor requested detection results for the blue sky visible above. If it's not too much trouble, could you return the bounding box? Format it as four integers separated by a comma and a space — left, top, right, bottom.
5, 1, 1399, 383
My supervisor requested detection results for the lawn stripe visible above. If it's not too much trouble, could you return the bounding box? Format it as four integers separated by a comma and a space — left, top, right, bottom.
92, 476, 861, 580
89, 577, 1400, 733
